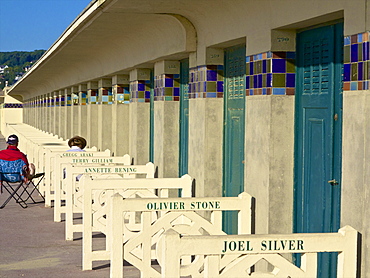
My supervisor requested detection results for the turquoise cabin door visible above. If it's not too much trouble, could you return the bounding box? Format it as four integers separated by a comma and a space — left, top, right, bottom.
179, 59, 189, 177
223, 45, 246, 234
294, 23, 343, 277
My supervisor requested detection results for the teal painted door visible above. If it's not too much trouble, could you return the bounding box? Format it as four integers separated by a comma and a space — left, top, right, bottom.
149, 71, 154, 163
223, 45, 246, 234
179, 59, 189, 177
295, 23, 343, 277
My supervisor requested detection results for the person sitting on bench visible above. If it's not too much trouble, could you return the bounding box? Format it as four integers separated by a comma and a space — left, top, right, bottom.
0, 134, 35, 182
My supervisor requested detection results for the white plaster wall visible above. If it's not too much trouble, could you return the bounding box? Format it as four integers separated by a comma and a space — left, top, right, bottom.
154, 101, 180, 179
341, 90, 370, 276
115, 104, 130, 156
129, 102, 150, 165
245, 96, 294, 235
72, 105, 79, 136
188, 98, 223, 198
80, 105, 88, 140
101, 105, 113, 152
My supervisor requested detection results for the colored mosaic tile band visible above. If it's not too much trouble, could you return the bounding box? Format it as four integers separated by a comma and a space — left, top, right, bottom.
115, 84, 130, 104
89, 89, 98, 104
246, 51, 296, 96
4, 103, 23, 108
66, 95, 72, 106
189, 65, 224, 99
80, 92, 87, 105
130, 80, 151, 103
154, 74, 180, 101
100, 88, 113, 104
343, 31, 370, 91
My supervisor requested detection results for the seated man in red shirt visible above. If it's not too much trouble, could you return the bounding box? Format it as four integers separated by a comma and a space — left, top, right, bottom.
0, 134, 35, 181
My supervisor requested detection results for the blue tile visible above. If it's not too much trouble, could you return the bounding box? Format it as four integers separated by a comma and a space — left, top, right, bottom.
257, 74, 263, 88
286, 52, 296, 59
262, 60, 267, 73
272, 88, 286, 95
286, 73, 295, 87
358, 33, 363, 43
262, 88, 267, 95
174, 87, 180, 96
207, 70, 217, 81
363, 42, 369, 61
350, 82, 358, 90
245, 76, 250, 89
343, 64, 351, 81
207, 92, 217, 98
165, 78, 173, 87
217, 81, 223, 92
266, 73, 272, 87
358, 62, 363, 80
249, 62, 254, 75
272, 59, 286, 73
344, 36, 351, 46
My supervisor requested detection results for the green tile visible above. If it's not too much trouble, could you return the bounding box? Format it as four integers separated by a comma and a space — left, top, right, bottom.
138, 92, 145, 98
358, 44, 363, 62
246, 62, 250, 75
256, 60, 263, 74
165, 87, 173, 96
286, 59, 295, 73
351, 63, 358, 81
206, 81, 217, 92
165, 96, 173, 101
344, 46, 350, 63
272, 73, 286, 87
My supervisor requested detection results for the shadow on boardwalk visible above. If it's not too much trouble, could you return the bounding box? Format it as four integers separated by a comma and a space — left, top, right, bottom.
0, 135, 139, 278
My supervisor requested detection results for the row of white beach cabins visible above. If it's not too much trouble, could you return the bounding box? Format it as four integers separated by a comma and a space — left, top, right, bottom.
6, 123, 359, 278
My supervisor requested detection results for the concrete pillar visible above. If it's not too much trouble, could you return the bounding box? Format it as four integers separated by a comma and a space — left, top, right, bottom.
87, 81, 98, 149
153, 60, 180, 178
187, 53, 224, 198
98, 78, 113, 151
56, 90, 64, 138
51, 92, 57, 135
112, 75, 130, 156
129, 68, 151, 164
78, 84, 88, 140
71, 86, 79, 138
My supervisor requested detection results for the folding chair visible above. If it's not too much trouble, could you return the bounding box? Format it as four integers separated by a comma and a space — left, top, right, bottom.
0, 159, 45, 209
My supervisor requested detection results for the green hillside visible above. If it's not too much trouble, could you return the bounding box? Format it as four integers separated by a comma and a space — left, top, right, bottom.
0, 50, 46, 90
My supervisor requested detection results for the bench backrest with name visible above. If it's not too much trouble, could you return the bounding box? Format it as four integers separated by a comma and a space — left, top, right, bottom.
109, 192, 253, 278
52, 154, 131, 222
62, 162, 155, 233
43, 149, 111, 207
81, 174, 193, 270
159, 226, 359, 278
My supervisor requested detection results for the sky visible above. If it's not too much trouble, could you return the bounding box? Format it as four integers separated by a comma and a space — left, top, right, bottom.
0, 0, 92, 52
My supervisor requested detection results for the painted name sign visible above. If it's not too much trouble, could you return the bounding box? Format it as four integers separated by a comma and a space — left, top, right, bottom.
71, 158, 113, 163
62, 152, 95, 157
146, 201, 221, 210
84, 167, 138, 173
222, 239, 304, 253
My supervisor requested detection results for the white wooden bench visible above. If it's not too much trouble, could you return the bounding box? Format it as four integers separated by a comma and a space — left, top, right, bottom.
45, 149, 112, 208
52, 154, 130, 221
81, 174, 194, 270
159, 226, 359, 278
63, 163, 156, 238
108, 192, 253, 278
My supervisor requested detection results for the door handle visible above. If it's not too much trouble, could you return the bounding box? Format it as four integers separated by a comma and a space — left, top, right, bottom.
328, 179, 339, 185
